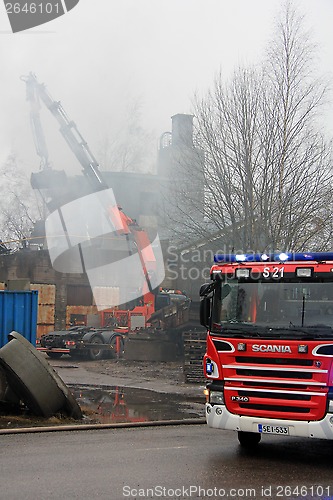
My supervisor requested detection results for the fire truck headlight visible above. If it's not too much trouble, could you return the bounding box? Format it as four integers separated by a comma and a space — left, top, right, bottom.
210, 391, 224, 405
328, 400, 333, 413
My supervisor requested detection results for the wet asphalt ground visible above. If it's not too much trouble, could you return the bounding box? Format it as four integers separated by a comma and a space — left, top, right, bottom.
1, 424, 333, 500
1, 357, 333, 499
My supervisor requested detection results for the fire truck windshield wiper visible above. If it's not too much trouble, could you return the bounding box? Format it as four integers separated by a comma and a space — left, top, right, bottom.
218, 323, 333, 339
264, 325, 333, 339
220, 322, 263, 337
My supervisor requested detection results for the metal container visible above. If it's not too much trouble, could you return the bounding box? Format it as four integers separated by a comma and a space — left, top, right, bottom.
0, 290, 38, 347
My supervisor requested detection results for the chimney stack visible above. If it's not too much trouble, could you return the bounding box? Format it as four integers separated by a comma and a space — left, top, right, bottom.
171, 114, 194, 147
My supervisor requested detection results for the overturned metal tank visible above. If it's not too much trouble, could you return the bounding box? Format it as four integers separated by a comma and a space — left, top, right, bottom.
0, 331, 82, 419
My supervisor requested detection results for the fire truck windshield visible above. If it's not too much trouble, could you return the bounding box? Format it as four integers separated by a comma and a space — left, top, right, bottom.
211, 280, 333, 337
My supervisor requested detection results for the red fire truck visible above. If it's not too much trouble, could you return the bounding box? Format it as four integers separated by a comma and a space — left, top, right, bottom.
200, 251, 333, 448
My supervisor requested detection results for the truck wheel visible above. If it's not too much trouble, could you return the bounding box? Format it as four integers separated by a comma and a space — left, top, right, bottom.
88, 335, 104, 361
238, 431, 261, 449
46, 352, 63, 360
108, 335, 124, 359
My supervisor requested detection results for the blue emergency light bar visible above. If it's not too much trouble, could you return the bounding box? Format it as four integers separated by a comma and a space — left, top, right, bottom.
214, 252, 333, 264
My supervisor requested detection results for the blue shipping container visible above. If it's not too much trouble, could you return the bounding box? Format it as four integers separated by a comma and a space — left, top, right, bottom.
0, 291, 38, 348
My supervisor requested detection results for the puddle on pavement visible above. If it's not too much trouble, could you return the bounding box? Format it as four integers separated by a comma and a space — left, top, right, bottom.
72, 385, 205, 424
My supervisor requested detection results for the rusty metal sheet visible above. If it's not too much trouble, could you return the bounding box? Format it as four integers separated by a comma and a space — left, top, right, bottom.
66, 305, 98, 326
66, 305, 97, 316
31, 284, 56, 304
37, 304, 55, 324
37, 324, 55, 339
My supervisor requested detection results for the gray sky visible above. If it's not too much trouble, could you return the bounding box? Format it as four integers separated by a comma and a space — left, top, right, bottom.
0, 0, 332, 175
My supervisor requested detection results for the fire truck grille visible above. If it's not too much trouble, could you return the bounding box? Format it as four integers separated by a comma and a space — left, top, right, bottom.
239, 403, 310, 414
235, 368, 312, 379
242, 381, 310, 389
238, 390, 311, 401
235, 356, 313, 366
222, 353, 329, 421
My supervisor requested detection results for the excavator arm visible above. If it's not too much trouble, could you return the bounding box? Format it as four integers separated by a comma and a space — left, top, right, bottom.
22, 72, 107, 190
22, 73, 164, 307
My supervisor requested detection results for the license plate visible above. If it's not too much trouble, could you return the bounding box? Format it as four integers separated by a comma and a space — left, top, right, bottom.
258, 424, 289, 435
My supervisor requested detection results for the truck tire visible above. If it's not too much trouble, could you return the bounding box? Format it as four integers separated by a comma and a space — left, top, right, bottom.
46, 352, 63, 360
238, 431, 261, 449
108, 335, 124, 359
88, 334, 104, 361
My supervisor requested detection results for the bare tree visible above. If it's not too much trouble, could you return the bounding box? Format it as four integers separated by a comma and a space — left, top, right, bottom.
163, 1, 333, 253
0, 155, 42, 250
258, 0, 333, 251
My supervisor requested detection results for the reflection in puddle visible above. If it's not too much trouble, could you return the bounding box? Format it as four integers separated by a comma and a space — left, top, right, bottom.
72, 385, 204, 424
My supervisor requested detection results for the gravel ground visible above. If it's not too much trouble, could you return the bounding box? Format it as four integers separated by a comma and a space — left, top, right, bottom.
83, 359, 189, 388
50, 357, 205, 396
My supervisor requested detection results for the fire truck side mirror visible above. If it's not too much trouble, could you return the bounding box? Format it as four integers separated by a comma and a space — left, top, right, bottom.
200, 297, 211, 328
